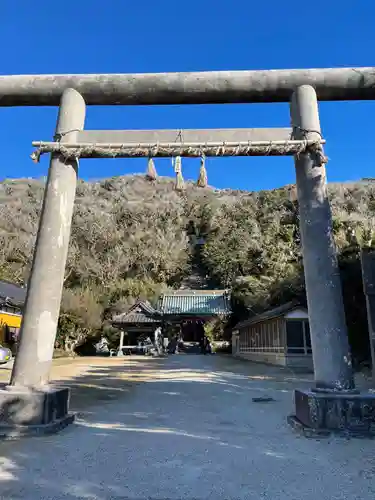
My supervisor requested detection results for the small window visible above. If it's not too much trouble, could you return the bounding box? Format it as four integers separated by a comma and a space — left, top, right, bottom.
304, 321, 312, 351
255, 331, 260, 349
250, 327, 256, 350
261, 323, 266, 348
250, 329, 256, 349
286, 320, 305, 353
266, 323, 271, 348
263, 324, 267, 348
272, 321, 279, 347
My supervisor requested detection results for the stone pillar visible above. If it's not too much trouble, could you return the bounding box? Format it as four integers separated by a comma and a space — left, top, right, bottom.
117, 330, 125, 356
287, 86, 375, 438
232, 331, 239, 356
10, 88, 86, 388
290, 85, 354, 392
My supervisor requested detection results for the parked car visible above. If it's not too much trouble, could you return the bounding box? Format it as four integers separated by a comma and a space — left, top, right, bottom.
0, 344, 12, 364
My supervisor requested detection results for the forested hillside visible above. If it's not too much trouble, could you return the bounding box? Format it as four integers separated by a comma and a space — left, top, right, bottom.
1, 175, 374, 361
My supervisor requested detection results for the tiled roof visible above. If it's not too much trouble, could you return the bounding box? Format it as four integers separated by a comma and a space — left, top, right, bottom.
235, 301, 306, 329
158, 290, 231, 316
0, 280, 26, 308
115, 313, 160, 324
112, 301, 162, 325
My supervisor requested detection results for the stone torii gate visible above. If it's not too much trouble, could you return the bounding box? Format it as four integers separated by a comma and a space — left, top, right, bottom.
1, 67, 375, 439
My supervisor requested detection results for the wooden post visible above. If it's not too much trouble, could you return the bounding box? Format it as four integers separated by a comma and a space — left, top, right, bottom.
10, 89, 86, 388
290, 85, 354, 392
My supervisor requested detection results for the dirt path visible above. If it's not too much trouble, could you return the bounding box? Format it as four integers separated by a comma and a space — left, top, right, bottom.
0, 354, 374, 499
0, 356, 164, 413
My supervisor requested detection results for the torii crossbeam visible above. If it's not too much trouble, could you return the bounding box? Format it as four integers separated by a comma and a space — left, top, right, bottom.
0, 66, 375, 105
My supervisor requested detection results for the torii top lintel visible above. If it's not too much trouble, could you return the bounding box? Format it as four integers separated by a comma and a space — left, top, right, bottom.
0, 67, 374, 106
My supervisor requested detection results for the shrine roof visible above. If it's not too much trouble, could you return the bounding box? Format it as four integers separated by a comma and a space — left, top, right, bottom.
158, 290, 231, 316
112, 300, 162, 325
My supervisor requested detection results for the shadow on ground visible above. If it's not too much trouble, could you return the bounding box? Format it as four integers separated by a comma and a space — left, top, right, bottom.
56, 355, 316, 415
0, 354, 374, 500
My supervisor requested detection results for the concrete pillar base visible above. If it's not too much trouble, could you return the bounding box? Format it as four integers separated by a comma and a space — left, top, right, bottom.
288, 389, 375, 438
0, 384, 74, 440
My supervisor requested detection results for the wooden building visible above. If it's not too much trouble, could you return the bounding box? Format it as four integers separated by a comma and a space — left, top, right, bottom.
232, 302, 313, 371
111, 290, 231, 349
0, 280, 26, 351
112, 300, 162, 346
158, 289, 231, 342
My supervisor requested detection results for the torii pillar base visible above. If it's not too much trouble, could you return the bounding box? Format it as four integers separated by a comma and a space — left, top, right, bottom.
286, 85, 375, 438
0, 384, 74, 440
288, 389, 375, 438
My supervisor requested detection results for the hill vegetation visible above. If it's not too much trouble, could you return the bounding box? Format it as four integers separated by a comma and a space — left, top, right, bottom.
1, 175, 374, 362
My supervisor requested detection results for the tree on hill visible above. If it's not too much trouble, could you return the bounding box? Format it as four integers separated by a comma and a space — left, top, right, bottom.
0, 175, 374, 362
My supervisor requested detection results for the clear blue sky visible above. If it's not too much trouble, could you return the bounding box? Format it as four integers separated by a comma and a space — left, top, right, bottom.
1, 1, 374, 191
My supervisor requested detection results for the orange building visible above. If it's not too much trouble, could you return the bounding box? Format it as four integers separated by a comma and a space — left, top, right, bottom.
0, 280, 26, 350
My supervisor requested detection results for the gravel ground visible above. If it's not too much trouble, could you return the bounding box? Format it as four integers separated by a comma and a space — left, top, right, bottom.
0, 354, 374, 500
